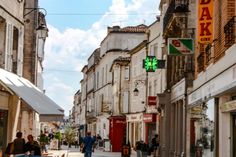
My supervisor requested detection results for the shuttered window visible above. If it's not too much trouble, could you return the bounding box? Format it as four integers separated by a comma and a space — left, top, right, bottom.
5, 23, 13, 71
17, 27, 23, 76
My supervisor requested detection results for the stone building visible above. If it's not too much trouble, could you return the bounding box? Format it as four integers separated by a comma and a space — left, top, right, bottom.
86, 48, 100, 136
188, 0, 236, 157
0, 1, 63, 156
159, 0, 196, 156
94, 25, 148, 142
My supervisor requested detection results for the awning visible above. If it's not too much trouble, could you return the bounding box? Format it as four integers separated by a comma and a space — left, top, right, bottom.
0, 68, 64, 121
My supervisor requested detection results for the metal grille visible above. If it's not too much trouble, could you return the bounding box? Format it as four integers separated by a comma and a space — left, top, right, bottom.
224, 16, 236, 47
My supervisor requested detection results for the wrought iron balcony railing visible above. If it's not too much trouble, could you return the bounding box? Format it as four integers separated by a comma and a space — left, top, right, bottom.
163, 0, 189, 33
224, 16, 236, 47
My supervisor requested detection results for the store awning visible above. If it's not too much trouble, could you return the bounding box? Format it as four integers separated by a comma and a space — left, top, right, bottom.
0, 68, 64, 121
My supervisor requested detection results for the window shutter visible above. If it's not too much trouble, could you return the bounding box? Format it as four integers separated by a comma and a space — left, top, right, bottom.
5, 23, 13, 71
125, 66, 130, 80
123, 91, 129, 113
17, 27, 24, 76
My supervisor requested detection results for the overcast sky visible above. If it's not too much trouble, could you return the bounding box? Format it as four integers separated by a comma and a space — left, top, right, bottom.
39, 0, 160, 116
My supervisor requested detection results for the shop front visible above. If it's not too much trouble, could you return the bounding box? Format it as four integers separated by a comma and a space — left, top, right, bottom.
170, 78, 187, 157
0, 69, 64, 157
143, 113, 157, 146
126, 113, 143, 148
188, 60, 236, 157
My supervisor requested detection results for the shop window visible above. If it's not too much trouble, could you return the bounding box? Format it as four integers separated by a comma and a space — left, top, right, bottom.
190, 99, 215, 157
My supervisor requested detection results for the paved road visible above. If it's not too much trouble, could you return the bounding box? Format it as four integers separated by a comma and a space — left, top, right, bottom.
59, 145, 137, 157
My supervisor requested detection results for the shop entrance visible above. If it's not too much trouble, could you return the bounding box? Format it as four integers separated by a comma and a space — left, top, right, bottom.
233, 115, 236, 157
0, 109, 8, 157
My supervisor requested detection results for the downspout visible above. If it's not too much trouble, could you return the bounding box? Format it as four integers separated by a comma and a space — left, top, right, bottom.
118, 64, 122, 114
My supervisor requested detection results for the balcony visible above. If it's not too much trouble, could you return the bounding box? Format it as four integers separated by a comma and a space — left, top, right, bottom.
163, 0, 189, 36
224, 16, 236, 47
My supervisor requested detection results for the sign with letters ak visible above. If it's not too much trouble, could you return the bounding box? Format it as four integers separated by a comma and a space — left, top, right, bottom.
198, 0, 214, 44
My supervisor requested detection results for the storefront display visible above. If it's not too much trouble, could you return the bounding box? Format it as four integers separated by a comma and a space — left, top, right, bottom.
190, 99, 215, 157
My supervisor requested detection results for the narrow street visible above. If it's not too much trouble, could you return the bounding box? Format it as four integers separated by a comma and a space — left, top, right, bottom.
49, 145, 138, 157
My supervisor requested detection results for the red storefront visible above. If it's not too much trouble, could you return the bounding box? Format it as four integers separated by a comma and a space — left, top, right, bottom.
143, 113, 158, 145
109, 116, 126, 152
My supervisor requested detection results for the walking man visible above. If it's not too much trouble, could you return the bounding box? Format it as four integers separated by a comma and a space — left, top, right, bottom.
83, 132, 95, 157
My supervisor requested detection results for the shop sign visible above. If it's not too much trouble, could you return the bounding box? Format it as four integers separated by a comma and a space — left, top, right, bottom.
143, 114, 156, 122
126, 113, 142, 122
168, 38, 194, 55
171, 78, 185, 102
148, 96, 157, 106
198, 0, 213, 43
220, 100, 236, 112
188, 65, 236, 105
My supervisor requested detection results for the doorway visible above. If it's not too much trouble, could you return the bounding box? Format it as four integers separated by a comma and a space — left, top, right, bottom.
233, 115, 236, 157
0, 110, 8, 157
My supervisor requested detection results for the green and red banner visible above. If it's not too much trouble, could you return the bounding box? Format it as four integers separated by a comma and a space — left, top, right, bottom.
168, 38, 194, 55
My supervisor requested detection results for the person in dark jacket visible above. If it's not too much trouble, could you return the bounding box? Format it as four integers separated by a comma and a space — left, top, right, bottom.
151, 134, 159, 157
24, 134, 41, 157
82, 132, 95, 157
13, 131, 25, 157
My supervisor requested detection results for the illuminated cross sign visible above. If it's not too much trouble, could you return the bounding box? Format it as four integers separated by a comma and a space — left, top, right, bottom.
143, 56, 166, 72
143, 56, 158, 72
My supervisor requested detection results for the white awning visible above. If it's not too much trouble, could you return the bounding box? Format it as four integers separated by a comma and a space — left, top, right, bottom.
0, 68, 64, 121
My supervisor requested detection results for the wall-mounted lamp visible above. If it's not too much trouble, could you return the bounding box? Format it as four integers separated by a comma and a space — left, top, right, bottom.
36, 24, 48, 39
133, 80, 146, 96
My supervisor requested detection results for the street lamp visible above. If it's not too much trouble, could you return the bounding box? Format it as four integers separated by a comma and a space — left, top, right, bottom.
133, 80, 146, 96
36, 25, 48, 39
133, 88, 139, 96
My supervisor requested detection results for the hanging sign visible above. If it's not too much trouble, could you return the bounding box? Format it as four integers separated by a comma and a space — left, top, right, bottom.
197, 0, 213, 44
168, 38, 194, 55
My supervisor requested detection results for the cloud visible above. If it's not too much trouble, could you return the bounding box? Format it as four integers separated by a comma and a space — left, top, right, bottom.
43, 0, 160, 115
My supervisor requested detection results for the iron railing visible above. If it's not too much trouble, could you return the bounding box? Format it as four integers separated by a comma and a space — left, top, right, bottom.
163, 0, 189, 32
224, 16, 236, 47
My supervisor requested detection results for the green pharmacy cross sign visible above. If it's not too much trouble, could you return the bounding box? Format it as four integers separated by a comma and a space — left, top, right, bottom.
143, 56, 165, 72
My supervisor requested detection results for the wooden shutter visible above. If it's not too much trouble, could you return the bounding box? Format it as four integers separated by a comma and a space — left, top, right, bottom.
123, 91, 129, 113
5, 23, 13, 71
17, 26, 24, 76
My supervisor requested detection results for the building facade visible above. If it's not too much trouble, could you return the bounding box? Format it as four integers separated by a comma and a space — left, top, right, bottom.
188, 0, 236, 157
94, 25, 148, 141
159, 0, 196, 156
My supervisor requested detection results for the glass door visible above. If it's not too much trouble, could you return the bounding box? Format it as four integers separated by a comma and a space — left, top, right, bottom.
0, 110, 8, 157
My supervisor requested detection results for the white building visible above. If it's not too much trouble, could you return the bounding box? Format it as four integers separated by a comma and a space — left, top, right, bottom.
94, 25, 148, 140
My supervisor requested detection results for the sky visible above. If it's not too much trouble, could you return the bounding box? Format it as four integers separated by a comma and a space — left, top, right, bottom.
39, 0, 160, 116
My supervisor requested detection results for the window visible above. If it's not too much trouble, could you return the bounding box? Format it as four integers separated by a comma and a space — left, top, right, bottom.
102, 67, 104, 85
154, 44, 158, 58
97, 72, 99, 89
125, 66, 130, 80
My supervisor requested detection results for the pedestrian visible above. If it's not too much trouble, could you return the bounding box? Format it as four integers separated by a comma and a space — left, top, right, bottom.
135, 140, 142, 157
48, 132, 54, 142
82, 131, 96, 157
39, 131, 49, 153
151, 134, 159, 157
12, 131, 25, 157
24, 134, 41, 157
